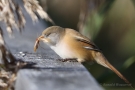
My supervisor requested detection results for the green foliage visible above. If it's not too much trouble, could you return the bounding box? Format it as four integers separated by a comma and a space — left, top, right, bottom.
122, 56, 135, 70
84, 0, 135, 88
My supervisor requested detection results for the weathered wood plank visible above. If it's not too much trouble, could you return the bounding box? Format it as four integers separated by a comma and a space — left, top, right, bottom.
14, 53, 103, 90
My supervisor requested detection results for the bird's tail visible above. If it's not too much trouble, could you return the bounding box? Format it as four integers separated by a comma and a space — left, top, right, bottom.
94, 52, 132, 86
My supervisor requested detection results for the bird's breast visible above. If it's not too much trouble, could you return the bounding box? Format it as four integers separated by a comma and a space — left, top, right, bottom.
50, 41, 76, 59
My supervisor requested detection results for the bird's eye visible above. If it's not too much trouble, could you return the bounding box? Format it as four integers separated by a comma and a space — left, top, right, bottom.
44, 33, 50, 38
43, 34, 46, 38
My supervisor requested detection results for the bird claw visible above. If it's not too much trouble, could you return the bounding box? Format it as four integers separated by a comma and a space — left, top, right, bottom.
58, 58, 78, 62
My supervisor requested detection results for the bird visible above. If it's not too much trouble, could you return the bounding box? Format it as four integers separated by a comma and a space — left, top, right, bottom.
34, 26, 133, 88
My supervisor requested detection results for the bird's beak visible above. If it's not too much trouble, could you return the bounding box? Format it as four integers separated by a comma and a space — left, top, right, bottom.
37, 35, 44, 41
38, 35, 49, 43
34, 35, 50, 52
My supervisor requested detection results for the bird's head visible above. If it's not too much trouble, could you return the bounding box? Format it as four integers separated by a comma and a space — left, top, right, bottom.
34, 26, 65, 51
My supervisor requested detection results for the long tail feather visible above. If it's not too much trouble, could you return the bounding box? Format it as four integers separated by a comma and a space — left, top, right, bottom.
94, 52, 134, 89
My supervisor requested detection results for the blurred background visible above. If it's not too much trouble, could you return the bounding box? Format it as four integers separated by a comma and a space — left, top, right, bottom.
39, 0, 135, 89
1, 0, 135, 90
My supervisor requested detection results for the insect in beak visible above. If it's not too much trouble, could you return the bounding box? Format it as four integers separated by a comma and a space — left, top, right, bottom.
34, 35, 44, 52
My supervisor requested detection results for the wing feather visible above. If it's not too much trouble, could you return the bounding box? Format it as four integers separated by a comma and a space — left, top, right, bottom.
73, 35, 101, 52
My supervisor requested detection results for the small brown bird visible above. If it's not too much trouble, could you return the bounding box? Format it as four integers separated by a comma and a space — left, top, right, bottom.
34, 26, 133, 88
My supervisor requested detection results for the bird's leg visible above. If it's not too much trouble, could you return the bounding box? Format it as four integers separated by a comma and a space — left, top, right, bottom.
58, 58, 78, 62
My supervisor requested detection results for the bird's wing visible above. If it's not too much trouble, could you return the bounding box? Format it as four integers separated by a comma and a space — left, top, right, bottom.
70, 30, 132, 86
73, 35, 101, 52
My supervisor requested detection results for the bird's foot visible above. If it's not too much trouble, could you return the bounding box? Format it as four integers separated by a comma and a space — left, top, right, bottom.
58, 58, 78, 62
